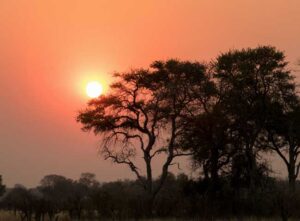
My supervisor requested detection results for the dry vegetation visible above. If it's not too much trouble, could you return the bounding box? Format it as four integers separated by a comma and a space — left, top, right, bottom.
0, 211, 298, 221
0, 211, 71, 221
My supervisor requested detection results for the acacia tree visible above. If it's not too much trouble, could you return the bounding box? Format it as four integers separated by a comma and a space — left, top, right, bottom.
213, 46, 295, 188
266, 99, 300, 191
77, 59, 214, 212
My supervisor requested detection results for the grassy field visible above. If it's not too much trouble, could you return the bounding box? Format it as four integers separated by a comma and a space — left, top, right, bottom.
0, 211, 70, 221
0, 211, 295, 221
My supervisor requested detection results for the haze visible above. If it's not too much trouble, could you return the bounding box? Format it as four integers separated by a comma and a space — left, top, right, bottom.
0, 0, 300, 187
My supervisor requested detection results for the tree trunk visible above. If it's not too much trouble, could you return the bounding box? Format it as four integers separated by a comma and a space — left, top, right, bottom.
210, 145, 219, 196
245, 144, 257, 189
203, 163, 209, 181
288, 152, 296, 192
148, 194, 155, 217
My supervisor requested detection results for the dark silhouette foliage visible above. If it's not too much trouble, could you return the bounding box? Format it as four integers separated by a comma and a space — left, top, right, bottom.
1, 46, 300, 221
77, 59, 215, 213
0, 175, 5, 197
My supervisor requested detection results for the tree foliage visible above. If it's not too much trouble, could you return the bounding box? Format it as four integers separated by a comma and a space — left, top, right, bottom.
77, 60, 215, 205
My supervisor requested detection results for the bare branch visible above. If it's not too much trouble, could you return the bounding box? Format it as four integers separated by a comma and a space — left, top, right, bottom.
103, 148, 146, 189
150, 148, 167, 158
169, 162, 182, 170
266, 133, 289, 167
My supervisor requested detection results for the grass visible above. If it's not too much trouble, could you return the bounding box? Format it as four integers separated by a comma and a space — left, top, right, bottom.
0, 211, 297, 221
0, 211, 71, 221
0, 211, 19, 221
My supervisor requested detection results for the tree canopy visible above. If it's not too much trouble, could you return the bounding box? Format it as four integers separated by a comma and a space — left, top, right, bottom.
77, 60, 216, 208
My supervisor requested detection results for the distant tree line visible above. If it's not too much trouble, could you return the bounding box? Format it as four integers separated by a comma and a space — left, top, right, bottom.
1, 173, 300, 221
1, 46, 300, 221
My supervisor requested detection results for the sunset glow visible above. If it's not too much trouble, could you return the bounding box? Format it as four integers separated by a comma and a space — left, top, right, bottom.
86, 81, 103, 98
0, 0, 299, 188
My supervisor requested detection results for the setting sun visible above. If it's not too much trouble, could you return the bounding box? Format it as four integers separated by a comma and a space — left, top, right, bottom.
86, 81, 103, 98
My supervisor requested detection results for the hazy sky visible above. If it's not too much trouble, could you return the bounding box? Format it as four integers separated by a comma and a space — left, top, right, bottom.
0, 0, 300, 187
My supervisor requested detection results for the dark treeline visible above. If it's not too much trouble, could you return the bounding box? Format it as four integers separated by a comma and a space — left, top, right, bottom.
1, 46, 300, 221
1, 173, 300, 221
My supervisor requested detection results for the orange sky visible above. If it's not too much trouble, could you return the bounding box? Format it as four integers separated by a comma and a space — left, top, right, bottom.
0, 0, 300, 187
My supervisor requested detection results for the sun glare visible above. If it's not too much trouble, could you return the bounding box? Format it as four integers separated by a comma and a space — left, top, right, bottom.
86, 81, 103, 98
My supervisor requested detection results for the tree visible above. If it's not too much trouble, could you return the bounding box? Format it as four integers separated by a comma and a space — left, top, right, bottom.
38, 175, 74, 220
266, 99, 300, 191
214, 46, 295, 188
2, 185, 34, 221
0, 175, 5, 197
181, 102, 236, 194
77, 59, 214, 213
72, 173, 100, 219
78, 172, 99, 188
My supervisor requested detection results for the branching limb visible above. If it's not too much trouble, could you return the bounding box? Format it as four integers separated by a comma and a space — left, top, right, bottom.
103, 146, 146, 189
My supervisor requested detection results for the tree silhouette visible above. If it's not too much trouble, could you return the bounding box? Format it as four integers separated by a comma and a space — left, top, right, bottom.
181, 101, 236, 194
0, 175, 5, 197
265, 99, 300, 191
214, 46, 295, 188
77, 59, 214, 212
2, 185, 34, 221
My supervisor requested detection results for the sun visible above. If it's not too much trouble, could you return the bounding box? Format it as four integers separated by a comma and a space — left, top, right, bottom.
86, 81, 103, 98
